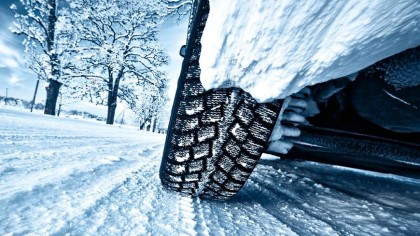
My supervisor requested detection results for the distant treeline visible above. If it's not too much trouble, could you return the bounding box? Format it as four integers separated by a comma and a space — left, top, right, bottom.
0, 96, 45, 110
66, 110, 105, 122
0, 96, 105, 121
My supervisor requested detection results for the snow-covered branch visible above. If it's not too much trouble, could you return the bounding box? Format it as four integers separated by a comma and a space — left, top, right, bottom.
163, 0, 192, 19
62, 0, 170, 124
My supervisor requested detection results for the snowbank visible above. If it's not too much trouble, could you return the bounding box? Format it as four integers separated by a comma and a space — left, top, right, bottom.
200, 0, 420, 102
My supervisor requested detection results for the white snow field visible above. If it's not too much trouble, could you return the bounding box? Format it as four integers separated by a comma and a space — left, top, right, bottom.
1, 108, 420, 235
200, 0, 420, 102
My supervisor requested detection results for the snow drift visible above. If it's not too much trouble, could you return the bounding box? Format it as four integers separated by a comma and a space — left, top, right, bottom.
199, 0, 420, 102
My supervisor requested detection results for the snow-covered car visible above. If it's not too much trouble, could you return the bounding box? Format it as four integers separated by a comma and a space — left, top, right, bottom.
160, 0, 420, 200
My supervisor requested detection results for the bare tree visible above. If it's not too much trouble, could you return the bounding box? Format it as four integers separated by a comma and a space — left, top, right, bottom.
66, 0, 169, 124
135, 89, 169, 132
11, 0, 71, 115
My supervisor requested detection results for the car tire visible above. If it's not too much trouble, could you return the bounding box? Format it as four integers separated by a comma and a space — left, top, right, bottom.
159, 0, 282, 200
160, 85, 282, 200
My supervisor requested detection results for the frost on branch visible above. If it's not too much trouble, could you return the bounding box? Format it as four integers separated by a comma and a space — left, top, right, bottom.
11, 0, 189, 122
133, 84, 170, 133
162, 0, 192, 19
65, 0, 170, 125
10, 0, 75, 115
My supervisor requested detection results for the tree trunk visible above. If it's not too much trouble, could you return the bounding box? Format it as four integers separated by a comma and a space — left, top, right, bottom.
140, 121, 146, 130
44, 79, 62, 115
57, 103, 62, 117
140, 117, 151, 131
106, 97, 117, 124
146, 117, 152, 131
106, 67, 123, 125
44, 0, 61, 116
152, 117, 157, 133
30, 79, 40, 112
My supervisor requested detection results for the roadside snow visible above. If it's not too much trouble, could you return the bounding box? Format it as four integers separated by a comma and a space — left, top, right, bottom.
1, 109, 419, 235
200, 0, 420, 102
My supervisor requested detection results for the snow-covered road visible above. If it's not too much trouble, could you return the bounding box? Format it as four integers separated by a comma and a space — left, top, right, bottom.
1, 109, 419, 235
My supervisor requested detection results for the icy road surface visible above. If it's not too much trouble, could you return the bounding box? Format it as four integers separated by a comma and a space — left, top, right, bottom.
1, 109, 419, 235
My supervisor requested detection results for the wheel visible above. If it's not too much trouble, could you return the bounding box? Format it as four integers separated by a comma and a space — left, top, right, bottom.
159, 0, 282, 200
160, 87, 282, 200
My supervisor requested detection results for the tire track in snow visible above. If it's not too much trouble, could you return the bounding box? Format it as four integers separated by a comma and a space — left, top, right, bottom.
199, 196, 297, 235
55, 148, 202, 236
56, 148, 163, 235
253, 161, 420, 235
245, 177, 337, 235
268, 160, 420, 211
192, 197, 211, 236
177, 195, 199, 236
0, 142, 163, 235
0, 138, 147, 161
0, 140, 162, 198
200, 202, 225, 236
0, 140, 158, 171
251, 165, 370, 235
0, 136, 130, 156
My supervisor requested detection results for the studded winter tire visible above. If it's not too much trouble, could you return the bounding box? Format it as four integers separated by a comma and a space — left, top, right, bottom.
159, 0, 283, 200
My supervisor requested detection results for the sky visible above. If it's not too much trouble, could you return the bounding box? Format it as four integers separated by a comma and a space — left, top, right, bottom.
0, 0, 189, 117
0, 0, 37, 100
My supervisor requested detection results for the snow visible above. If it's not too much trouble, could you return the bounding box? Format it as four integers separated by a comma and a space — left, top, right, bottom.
200, 0, 420, 102
1, 108, 420, 235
